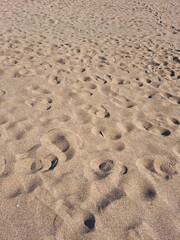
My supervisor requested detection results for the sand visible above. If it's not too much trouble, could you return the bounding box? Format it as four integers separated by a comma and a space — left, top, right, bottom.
0, 0, 180, 239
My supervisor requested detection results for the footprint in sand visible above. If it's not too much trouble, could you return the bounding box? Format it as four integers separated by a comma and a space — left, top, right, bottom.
27, 84, 52, 95
161, 92, 180, 105
112, 77, 131, 85
136, 120, 171, 137
91, 125, 125, 152
124, 172, 157, 203
39, 110, 71, 126
40, 128, 83, 161
143, 90, 160, 99
0, 175, 24, 199
112, 97, 136, 108
82, 104, 110, 118
100, 87, 136, 108
92, 125, 122, 140
14, 137, 88, 224
47, 74, 61, 85
75, 109, 92, 124
14, 143, 63, 195
93, 75, 109, 85
89, 155, 128, 181
73, 81, 97, 90
6, 118, 33, 141
83, 151, 128, 213
136, 156, 179, 180
100, 85, 119, 97
24, 96, 53, 110
167, 117, 180, 126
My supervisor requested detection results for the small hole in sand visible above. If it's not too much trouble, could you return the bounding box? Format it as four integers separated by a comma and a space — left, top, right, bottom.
161, 129, 171, 137
84, 214, 95, 230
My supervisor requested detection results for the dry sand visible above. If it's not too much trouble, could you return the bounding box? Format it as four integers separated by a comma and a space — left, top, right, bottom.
0, 0, 180, 239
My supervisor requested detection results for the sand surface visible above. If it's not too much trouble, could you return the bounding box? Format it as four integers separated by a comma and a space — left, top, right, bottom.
0, 0, 180, 239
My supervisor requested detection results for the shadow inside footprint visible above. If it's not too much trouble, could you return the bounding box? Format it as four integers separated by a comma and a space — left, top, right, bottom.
52, 134, 70, 152
161, 129, 171, 137
84, 214, 95, 233
95, 159, 114, 179
49, 157, 58, 170
170, 118, 179, 125
144, 187, 156, 201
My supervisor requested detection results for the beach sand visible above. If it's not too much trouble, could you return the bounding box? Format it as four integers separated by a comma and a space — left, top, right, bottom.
0, 0, 180, 239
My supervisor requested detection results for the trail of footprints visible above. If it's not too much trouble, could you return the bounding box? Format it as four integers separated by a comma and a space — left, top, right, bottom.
1, 74, 180, 238
0, 0, 180, 238
0, 128, 83, 198
1, 108, 179, 239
